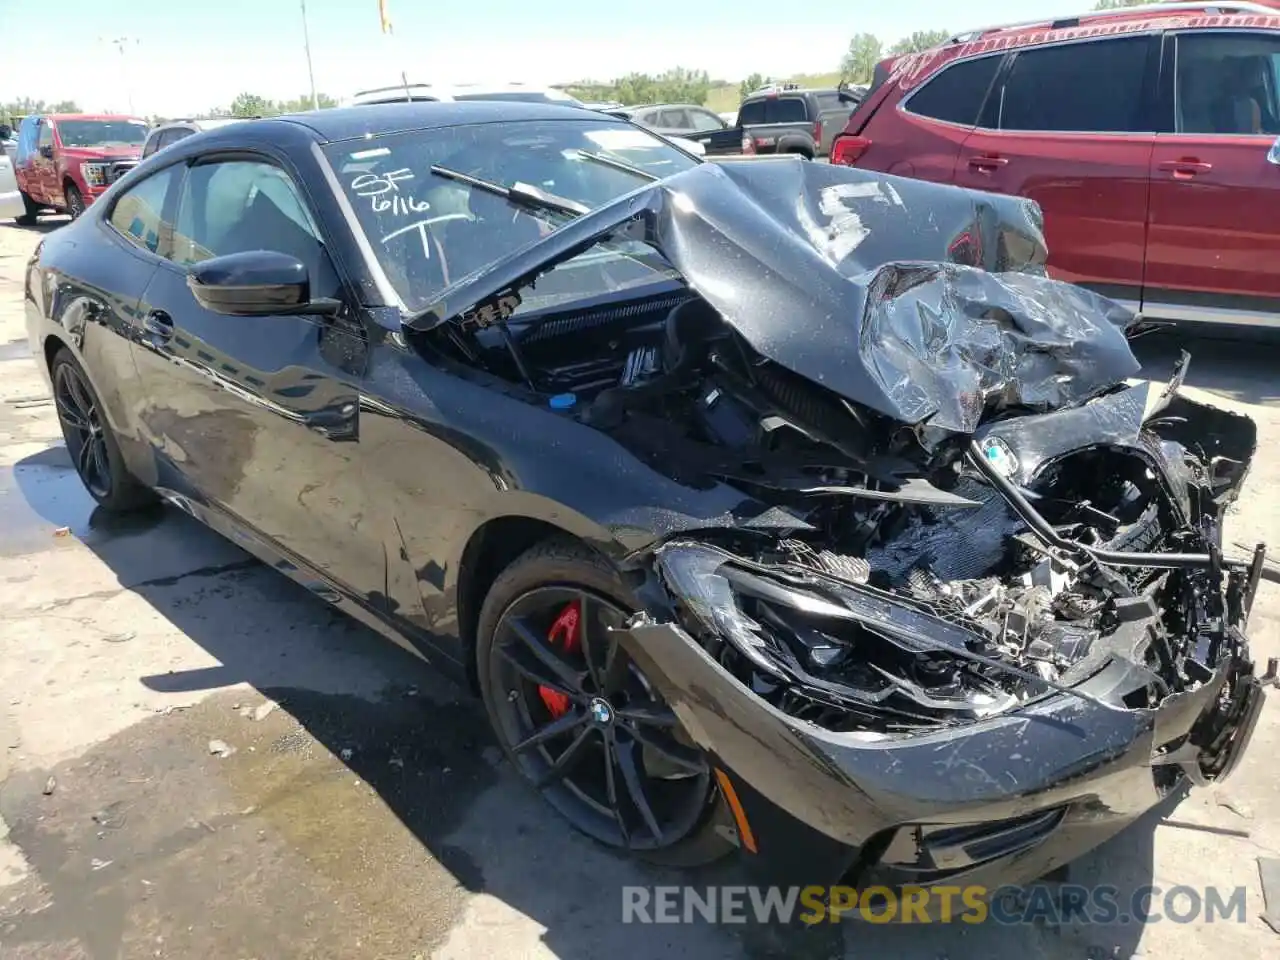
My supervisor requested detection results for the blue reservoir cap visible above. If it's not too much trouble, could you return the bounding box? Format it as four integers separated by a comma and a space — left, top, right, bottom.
549, 393, 577, 410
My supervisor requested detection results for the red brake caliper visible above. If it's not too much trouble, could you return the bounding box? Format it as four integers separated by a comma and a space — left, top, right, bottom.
539, 601, 581, 719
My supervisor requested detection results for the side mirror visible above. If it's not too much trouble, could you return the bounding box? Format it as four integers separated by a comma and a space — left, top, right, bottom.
38, 145, 53, 159
1269, 137, 1280, 165
186, 251, 340, 317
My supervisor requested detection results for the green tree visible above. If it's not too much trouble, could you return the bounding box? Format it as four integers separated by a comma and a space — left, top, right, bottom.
1, 97, 82, 120
564, 67, 713, 106
739, 73, 766, 99
230, 93, 274, 118
889, 29, 950, 56
841, 33, 883, 83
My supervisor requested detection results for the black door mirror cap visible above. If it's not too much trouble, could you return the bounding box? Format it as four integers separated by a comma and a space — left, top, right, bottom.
186, 250, 342, 317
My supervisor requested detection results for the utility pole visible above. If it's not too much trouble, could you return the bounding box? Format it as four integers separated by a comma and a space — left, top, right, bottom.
101, 36, 138, 114
300, 0, 320, 111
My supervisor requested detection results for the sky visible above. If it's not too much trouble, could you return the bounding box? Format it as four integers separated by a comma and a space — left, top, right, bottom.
2, 0, 1101, 117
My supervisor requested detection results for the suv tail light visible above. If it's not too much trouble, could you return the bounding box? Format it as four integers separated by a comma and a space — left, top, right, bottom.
813, 119, 823, 145
830, 135, 871, 166
741, 134, 755, 155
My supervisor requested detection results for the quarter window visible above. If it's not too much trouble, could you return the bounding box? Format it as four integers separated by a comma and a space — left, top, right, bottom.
1175, 32, 1280, 135
37, 123, 53, 148
1000, 36, 1152, 132
107, 165, 179, 254
907, 55, 1001, 126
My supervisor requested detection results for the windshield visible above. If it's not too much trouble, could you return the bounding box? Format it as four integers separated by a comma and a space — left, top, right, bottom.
324, 118, 698, 312
56, 119, 148, 148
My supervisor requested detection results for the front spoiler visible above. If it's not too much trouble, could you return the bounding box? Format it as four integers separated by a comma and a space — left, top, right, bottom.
618, 616, 1267, 888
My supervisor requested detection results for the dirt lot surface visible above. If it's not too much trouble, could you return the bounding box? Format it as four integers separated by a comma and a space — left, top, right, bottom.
2, 218, 1279, 959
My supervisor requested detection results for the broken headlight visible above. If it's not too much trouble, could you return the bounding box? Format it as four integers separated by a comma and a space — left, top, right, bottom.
653, 543, 1022, 732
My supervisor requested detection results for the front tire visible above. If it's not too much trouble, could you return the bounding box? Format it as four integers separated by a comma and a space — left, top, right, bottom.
476, 538, 733, 867
63, 182, 85, 219
50, 348, 152, 512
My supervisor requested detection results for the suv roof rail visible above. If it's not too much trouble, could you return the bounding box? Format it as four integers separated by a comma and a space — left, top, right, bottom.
948, 2, 1276, 44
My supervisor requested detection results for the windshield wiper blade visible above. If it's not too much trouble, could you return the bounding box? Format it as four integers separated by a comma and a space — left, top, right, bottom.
429, 164, 589, 218
570, 149, 658, 181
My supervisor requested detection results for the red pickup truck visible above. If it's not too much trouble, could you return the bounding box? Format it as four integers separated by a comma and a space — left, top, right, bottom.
12, 113, 148, 224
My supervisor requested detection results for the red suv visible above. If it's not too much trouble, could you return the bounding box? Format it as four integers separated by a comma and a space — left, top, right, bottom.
832, 1, 1280, 327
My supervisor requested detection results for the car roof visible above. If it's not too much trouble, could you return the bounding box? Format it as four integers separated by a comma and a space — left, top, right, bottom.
888, 3, 1280, 91
347, 82, 581, 104
741, 87, 832, 101
47, 113, 146, 122
256, 100, 614, 143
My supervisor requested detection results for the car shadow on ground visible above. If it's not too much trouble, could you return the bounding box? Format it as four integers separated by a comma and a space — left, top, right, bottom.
0, 218, 67, 237
1134, 328, 1280, 407
6, 443, 1162, 960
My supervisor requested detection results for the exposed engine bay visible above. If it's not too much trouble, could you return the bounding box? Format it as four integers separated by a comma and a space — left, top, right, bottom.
423, 284, 1261, 750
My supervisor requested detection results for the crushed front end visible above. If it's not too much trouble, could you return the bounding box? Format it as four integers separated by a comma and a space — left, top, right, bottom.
619, 376, 1267, 889
412, 158, 1269, 887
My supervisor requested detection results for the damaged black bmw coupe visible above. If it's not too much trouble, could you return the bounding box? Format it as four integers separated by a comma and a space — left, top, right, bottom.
24, 102, 1268, 889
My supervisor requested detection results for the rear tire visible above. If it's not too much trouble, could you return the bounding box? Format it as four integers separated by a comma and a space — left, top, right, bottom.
15, 190, 38, 226
63, 183, 85, 219
476, 537, 734, 868
49, 347, 153, 513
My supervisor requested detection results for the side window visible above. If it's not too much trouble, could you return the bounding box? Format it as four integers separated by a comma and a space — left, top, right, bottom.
171, 159, 337, 295
1175, 32, 1280, 135
142, 134, 160, 158
107, 165, 179, 254
769, 97, 808, 123
688, 109, 725, 132
1000, 36, 1152, 132
37, 122, 53, 149
738, 99, 766, 125
658, 108, 692, 129
906, 55, 1002, 126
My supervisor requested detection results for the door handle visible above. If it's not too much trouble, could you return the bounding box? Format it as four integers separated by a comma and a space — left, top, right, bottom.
968, 155, 1009, 171
1159, 159, 1213, 178
143, 309, 174, 342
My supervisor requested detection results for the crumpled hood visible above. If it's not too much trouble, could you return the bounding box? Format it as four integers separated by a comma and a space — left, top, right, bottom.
410, 158, 1141, 435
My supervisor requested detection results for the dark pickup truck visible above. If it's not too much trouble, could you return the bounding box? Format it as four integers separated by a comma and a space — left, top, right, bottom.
738, 83, 863, 159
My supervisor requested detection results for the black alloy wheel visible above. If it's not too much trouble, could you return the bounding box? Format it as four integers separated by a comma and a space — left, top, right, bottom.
53, 360, 111, 499
478, 541, 729, 865
64, 183, 85, 219
49, 349, 152, 512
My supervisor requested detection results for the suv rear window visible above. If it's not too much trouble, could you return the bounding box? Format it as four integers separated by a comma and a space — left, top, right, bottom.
738, 97, 809, 124
906, 55, 1001, 125
999, 36, 1151, 132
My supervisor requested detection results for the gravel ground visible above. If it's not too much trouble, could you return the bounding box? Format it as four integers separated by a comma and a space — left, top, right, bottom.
1, 217, 1279, 959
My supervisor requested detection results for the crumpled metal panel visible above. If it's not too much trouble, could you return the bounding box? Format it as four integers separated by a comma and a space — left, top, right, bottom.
411, 158, 1142, 437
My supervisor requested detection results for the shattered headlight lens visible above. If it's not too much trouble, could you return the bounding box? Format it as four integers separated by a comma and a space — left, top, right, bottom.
653, 542, 1019, 726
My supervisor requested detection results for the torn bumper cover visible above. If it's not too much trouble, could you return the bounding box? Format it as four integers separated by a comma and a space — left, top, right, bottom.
617, 388, 1267, 889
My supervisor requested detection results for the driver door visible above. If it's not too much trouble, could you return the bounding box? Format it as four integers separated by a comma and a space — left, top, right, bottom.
1145, 29, 1280, 323
131, 153, 384, 600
